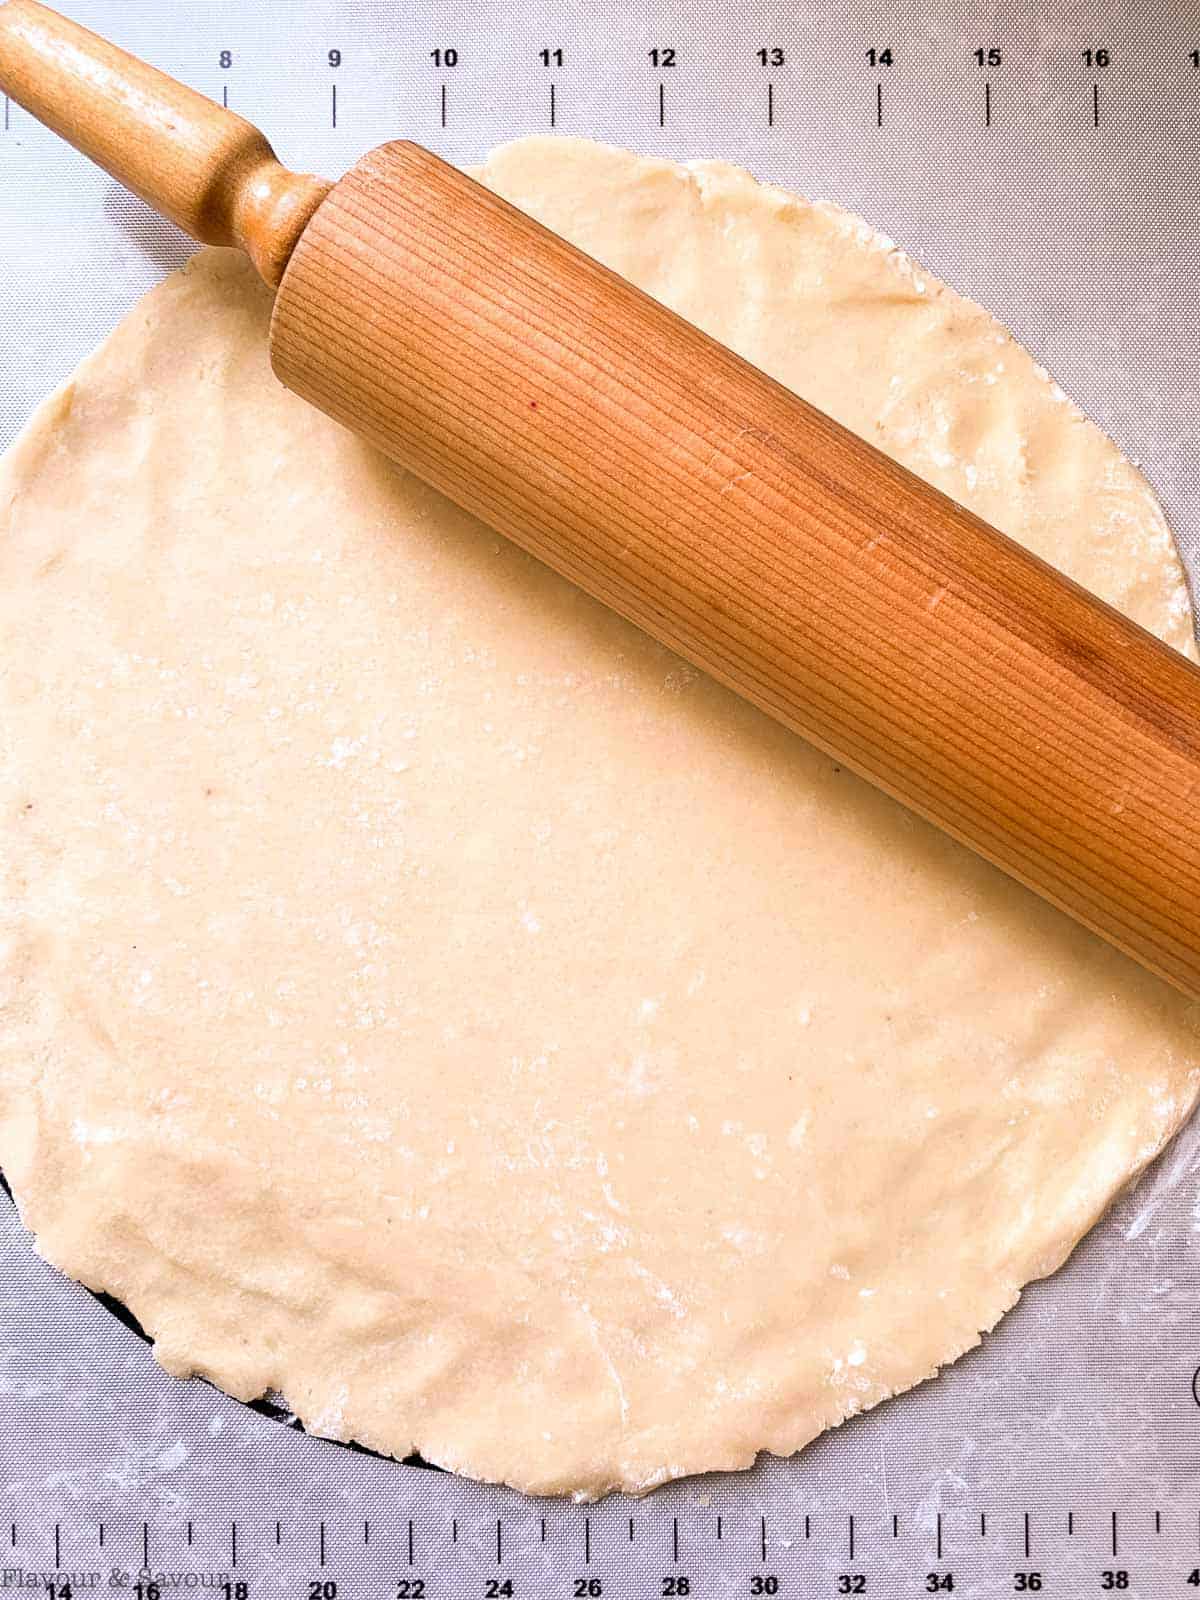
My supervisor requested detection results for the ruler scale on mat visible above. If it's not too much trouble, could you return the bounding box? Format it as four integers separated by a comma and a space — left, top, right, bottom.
2, 1507, 1200, 1594
1, 0, 1199, 1594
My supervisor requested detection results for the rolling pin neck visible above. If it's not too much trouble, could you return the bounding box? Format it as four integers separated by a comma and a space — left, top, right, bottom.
224, 150, 331, 289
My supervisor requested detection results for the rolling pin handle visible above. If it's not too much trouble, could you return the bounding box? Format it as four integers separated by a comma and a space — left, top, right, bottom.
0, 0, 330, 286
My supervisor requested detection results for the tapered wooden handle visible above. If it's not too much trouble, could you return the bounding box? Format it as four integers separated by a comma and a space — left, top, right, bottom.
273, 141, 1200, 998
0, 0, 329, 285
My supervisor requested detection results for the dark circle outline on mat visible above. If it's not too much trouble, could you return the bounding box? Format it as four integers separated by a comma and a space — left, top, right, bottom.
0, 1166, 440, 1473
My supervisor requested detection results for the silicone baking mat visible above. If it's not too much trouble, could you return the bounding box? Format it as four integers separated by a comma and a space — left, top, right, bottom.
2, 0, 1199, 1592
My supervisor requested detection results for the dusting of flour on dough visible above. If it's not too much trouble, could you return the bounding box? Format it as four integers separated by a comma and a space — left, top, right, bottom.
0, 138, 1197, 1499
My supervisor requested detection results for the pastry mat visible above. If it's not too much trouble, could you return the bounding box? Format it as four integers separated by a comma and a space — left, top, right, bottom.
2, 0, 1200, 1591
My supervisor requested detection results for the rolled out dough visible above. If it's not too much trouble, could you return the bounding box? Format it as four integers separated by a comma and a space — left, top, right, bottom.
1, 137, 1198, 1498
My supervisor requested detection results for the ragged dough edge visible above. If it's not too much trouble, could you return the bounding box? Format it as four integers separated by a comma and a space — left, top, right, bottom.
0, 250, 245, 520
480, 136, 1198, 662
1, 163, 1198, 1498
9, 1062, 1195, 1501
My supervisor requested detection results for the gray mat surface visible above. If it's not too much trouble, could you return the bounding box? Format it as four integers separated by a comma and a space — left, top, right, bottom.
2, 0, 1199, 1591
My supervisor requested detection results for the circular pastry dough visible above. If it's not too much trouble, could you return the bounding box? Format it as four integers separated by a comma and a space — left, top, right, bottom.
1, 138, 1197, 1498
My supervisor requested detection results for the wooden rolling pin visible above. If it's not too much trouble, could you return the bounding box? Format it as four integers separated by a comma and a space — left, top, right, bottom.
4, 0, 1200, 998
